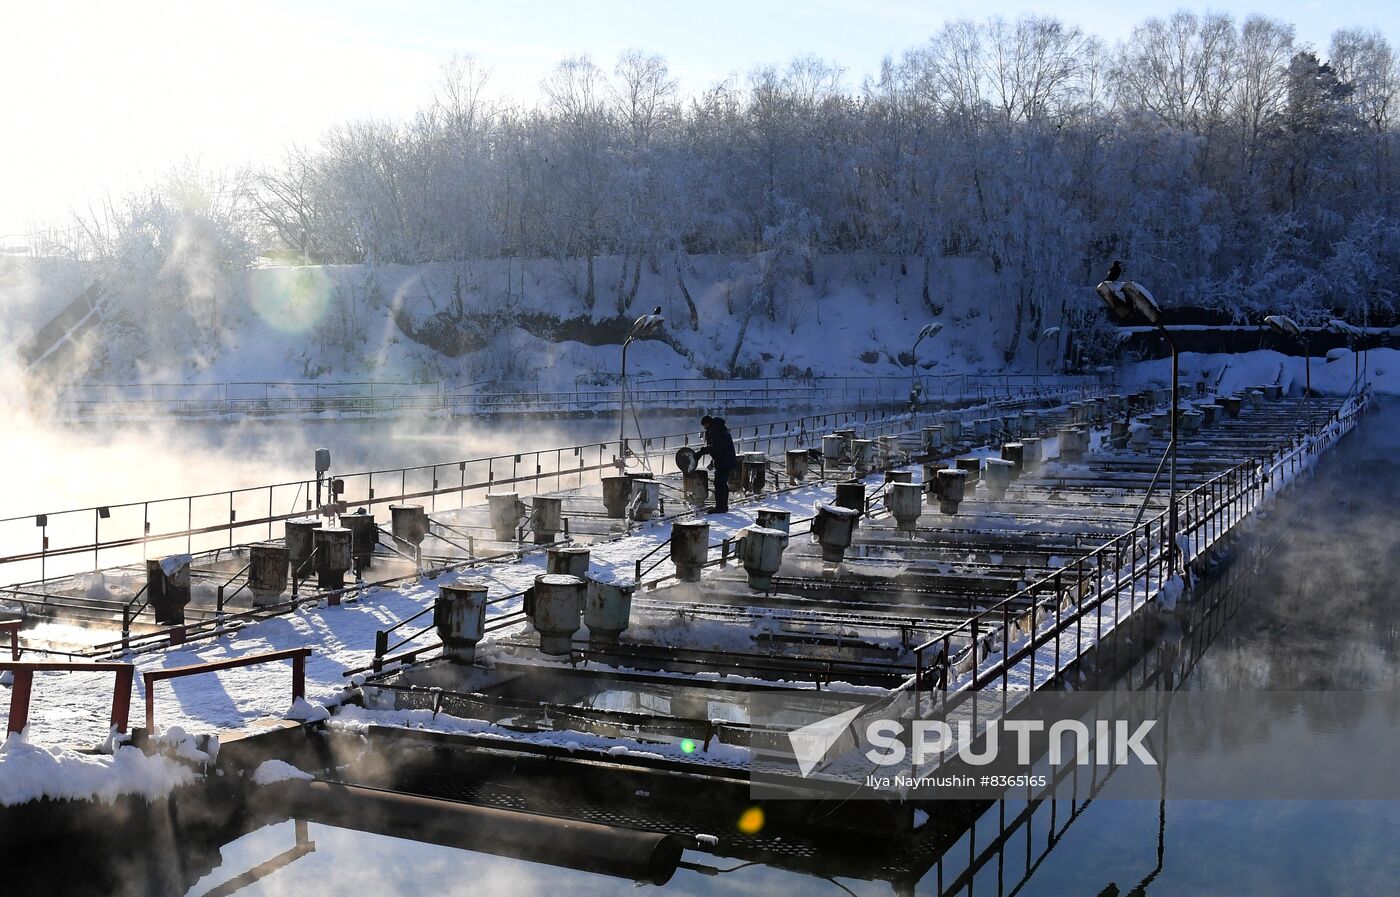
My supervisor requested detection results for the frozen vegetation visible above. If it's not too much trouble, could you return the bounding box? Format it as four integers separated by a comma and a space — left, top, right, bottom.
2, 11, 1398, 392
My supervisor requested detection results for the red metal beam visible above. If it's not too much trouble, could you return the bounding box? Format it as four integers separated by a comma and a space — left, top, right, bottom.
0, 620, 19, 660
142, 647, 311, 732
0, 661, 134, 736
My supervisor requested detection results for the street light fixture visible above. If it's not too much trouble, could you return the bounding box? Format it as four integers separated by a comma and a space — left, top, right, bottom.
1326, 319, 1365, 393
618, 307, 664, 470
908, 322, 943, 411
1263, 314, 1311, 398
1097, 277, 1180, 575
910, 323, 943, 370
1037, 326, 1061, 374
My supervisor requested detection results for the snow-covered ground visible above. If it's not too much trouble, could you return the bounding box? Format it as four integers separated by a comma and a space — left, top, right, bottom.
1123, 348, 1400, 396
3, 477, 853, 757
0, 735, 193, 806
2, 254, 1050, 390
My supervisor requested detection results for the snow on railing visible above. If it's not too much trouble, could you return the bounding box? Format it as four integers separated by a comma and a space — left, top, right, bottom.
899, 389, 1372, 706
142, 647, 311, 734
1, 660, 135, 739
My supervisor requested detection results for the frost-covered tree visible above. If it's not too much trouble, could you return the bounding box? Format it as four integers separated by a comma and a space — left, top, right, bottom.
40, 11, 1400, 348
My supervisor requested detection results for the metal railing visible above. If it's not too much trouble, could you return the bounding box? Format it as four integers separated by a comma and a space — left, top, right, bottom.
901, 390, 1370, 705
1, 660, 135, 737
0, 406, 928, 589
142, 646, 311, 733
35, 373, 1102, 422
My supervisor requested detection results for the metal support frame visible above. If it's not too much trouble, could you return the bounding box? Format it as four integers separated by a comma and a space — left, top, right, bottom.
142, 646, 310, 732
2, 661, 134, 737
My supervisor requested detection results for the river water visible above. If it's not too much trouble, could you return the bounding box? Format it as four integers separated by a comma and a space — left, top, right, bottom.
1013, 395, 1400, 896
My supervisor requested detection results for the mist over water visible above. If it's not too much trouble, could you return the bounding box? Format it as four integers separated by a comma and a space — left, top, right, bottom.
1189, 395, 1400, 691
1017, 397, 1400, 896
3, 409, 775, 516
0, 406, 803, 584
11, 395, 1400, 894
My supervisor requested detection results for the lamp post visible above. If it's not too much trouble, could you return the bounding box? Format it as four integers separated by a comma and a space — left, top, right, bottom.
1263, 314, 1310, 397
909, 322, 942, 412
1036, 326, 1061, 376
1327, 318, 1364, 394
618, 308, 664, 470
1263, 314, 1317, 434
1097, 277, 1179, 573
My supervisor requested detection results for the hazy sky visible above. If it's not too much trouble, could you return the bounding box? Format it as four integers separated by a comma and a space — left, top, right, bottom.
2, 0, 1397, 241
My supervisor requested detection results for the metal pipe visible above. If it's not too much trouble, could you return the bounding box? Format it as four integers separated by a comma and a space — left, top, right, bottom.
1156, 322, 1179, 574
271, 780, 684, 885
618, 337, 632, 471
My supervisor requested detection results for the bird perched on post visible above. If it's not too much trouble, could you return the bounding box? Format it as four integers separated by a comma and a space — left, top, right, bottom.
1105, 260, 1122, 283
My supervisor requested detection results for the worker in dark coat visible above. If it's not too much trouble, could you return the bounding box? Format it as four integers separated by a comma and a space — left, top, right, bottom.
695, 415, 737, 513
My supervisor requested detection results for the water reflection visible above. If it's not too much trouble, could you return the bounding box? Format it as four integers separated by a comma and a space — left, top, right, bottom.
1018, 396, 1400, 896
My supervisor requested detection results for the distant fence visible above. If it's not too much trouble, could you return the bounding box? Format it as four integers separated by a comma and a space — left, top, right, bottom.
37, 373, 1104, 422
0, 379, 1101, 591
0, 406, 911, 589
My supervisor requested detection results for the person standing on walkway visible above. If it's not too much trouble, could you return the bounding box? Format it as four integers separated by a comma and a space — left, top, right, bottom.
694, 414, 737, 513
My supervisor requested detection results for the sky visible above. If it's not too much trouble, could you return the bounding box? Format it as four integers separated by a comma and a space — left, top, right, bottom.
2, 0, 1397, 242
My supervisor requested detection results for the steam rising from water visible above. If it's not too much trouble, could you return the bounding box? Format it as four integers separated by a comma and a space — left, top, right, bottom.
1189, 396, 1400, 690
1, 384, 722, 516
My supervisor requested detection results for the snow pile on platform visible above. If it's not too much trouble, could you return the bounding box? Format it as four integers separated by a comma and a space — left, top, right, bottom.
150, 726, 219, 765
1123, 348, 1400, 396
284, 698, 330, 723
250, 759, 313, 785
0, 734, 194, 806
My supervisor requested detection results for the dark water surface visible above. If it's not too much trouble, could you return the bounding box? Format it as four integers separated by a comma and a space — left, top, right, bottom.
1016, 395, 1400, 897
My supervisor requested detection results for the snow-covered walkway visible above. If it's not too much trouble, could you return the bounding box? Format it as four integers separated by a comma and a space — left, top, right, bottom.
7, 477, 863, 752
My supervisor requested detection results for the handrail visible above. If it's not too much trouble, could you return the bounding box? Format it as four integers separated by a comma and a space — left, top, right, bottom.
215, 562, 252, 615
47, 373, 1102, 419
121, 582, 151, 653
0, 660, 134, 737
2, 401, 1059, 529
902, 463, 1232, 693
142, 646, 311, 733
372, 525, 422, 565
290, 546, 320, 597
0, 619, 20, 661
423, 520, 478, 556
900, 389, 1370, 701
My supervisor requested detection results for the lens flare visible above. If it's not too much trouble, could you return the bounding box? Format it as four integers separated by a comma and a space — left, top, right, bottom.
736, 806, 765, 834
250, 267, 332, 334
